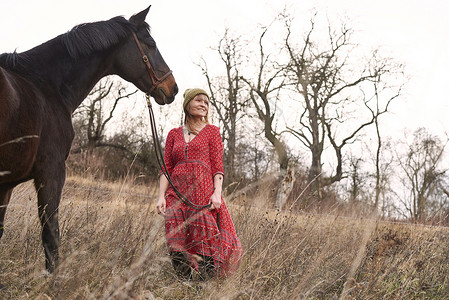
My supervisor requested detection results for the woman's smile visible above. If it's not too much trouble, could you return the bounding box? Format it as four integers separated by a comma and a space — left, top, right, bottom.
188, 94, 209, 118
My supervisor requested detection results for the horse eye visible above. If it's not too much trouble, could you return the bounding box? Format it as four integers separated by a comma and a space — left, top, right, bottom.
146, 40, 156, 48
147, 38, 156, 45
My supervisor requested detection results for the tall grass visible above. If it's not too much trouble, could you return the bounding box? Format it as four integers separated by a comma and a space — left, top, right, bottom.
1, 175, 448, 299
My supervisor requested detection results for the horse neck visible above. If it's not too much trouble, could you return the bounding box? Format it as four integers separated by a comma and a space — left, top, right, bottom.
63, 55, 112, 111
21, 39, 113, 113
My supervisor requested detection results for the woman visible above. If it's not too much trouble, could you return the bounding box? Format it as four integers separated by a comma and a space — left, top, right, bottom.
157, 88, 242, 280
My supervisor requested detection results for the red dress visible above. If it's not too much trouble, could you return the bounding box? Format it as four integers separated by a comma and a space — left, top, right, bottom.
163, 124, 242, 276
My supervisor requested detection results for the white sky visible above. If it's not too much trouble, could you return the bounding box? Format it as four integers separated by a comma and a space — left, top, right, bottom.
1, 0, 449, 137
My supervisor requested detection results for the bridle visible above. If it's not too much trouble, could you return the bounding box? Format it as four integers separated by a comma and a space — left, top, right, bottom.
132, 32, 173, 95
133, 32, 214, 212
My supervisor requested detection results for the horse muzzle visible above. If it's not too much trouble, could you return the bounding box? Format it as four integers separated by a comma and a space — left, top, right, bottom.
151, 76, 178, 105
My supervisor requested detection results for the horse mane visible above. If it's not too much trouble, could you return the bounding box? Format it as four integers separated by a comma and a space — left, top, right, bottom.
0, 52, 19, 69
0, 17, 137, 67
0, 16, 149, 97
62, 16, 144, 58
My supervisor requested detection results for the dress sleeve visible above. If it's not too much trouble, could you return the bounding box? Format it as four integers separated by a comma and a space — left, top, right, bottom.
209, 125, 225, 177
163, 128, 175, 176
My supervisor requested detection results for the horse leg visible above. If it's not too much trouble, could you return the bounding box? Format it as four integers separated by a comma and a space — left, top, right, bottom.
0, 187, 13, 239
34, 164, 65, 273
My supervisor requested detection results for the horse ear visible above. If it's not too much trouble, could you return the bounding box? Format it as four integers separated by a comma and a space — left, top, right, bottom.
129, 6, 151, 25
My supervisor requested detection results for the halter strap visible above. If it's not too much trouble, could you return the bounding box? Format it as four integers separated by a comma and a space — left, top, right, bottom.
132, 32, 173, 94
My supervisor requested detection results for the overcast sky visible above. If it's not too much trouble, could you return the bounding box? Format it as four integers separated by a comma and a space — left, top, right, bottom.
1, 0, 448, 137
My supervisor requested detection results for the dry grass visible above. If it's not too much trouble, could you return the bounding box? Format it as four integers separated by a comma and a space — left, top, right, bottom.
1, 176, 448, 299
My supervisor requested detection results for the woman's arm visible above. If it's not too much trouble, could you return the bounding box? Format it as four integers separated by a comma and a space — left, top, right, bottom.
209, 126, 225, 210
156, 129, 175, 215
157, 174, 169, 215
210, 173, 224, 210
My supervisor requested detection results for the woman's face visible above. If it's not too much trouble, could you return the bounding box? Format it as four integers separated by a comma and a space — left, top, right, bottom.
187, 94, 209, 119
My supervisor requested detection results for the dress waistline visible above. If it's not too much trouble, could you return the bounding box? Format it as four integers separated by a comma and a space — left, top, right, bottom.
175, 160, 211, 170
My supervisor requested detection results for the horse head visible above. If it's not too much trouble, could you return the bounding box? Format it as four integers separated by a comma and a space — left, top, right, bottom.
113, 6, 178, 105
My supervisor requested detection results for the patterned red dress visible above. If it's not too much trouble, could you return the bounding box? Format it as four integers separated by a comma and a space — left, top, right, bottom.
163, 124, 242, 276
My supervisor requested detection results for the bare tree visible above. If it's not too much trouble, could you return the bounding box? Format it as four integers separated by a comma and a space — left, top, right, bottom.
283, 14, 405, 200
396, 128, 449, 221
69, 77, 166, 181
346, 155, 366, 203
72, 77, 137, 154
368, 60, 404, 212
240, 23, 293, 209
198, 29, 249, 184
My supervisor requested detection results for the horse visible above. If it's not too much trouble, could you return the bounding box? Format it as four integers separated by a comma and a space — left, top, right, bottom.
0, 6, 178, 273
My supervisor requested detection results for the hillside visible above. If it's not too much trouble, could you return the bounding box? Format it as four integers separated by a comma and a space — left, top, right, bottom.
1, 176, 448, 299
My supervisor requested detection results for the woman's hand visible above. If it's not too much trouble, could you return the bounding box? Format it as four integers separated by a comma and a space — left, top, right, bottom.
209, 174, 224, 210
157, 197, 166, 215
209, 191, 222, 210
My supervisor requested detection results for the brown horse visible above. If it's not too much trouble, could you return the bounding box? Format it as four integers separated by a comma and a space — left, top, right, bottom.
0, 6, 178, 272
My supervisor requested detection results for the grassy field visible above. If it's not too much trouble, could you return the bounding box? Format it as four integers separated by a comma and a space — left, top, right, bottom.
1, 175, 448, 299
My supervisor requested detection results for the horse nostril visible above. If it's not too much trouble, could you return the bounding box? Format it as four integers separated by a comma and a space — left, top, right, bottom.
173, 84, 179, 96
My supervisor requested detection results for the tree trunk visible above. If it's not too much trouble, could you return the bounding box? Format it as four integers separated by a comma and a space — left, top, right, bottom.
308, 145, 323, 200
276, 166, 295, 210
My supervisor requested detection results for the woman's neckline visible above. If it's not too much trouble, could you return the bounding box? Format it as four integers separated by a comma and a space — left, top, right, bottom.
182, 124, 208, 144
